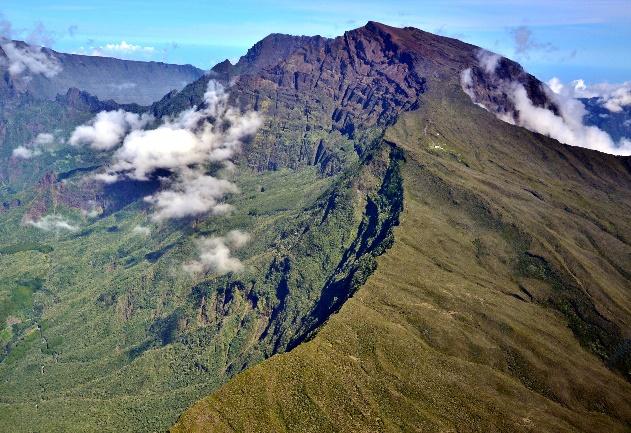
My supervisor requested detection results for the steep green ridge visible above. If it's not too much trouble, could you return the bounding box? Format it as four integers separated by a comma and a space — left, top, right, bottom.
170, 80, 631, 432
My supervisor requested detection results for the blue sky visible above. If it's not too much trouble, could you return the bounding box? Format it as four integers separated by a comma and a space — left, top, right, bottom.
2, 0, 630, 84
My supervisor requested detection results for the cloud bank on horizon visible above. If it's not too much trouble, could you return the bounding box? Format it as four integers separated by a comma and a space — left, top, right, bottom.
547, 78, 631, 114
75, 41, 157, 60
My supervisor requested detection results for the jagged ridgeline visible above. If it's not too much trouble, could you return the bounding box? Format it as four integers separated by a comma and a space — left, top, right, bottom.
0, 22, 630, 433
171, 23, 631, 433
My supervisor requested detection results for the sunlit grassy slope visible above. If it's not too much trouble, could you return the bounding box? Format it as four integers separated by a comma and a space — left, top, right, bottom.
171, 81, 631, 433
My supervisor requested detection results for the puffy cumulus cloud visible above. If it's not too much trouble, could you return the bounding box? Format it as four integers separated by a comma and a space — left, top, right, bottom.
1, 42, 61, 78
547, 77, 565, 95
25, 215, 78, 232
12, 132, 59, 159
144, 169, 238, 221
108, 127, 208, 179
93, 172, 120, 183
183, 230, 250, 275
34, 132, 54, 146
86, 80, 262, 220
69, 110, 154, 150
12, 146, 40, 159
547, 78, 631, 114
461, 63, 631, 155
601, 88, 631, 113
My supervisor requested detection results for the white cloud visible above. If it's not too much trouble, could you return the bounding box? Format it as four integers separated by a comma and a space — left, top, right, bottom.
93, 172, 120, 183
476, 49, 501, 74
12, 146, 40, 159
107, 82, 137, 91
461, 63, 631, 156
84, 41, 156, 59
69, 110, 154, 150
81, 201, 102, 218
86, 80, 262, 220
547, 78, 631, 114
183, 230, 250, 275
509, 82, 630, 155
547, 77, 565, 95
460, 67, 486, 110
108, 127, 210, 180
144, 169, 238, 221
132, 225, 151, 236
12, 132, 59, 159
26, 215, 78, 232
1, 42, 61, 78
34, 132, 54, 146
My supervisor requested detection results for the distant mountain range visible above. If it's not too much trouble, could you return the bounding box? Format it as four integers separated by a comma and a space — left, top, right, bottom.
1, 40, 204, 104
0, 22, 629, 433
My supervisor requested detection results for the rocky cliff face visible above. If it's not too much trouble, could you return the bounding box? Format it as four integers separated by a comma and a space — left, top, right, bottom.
158, 22, 554, 175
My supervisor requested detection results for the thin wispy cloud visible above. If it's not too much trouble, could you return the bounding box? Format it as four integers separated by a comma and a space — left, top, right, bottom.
25, 215, 78, 232
0, 14, 62, 78
67, 25, 78, 38
510, 26, 556, 58
132, 225, 151, 236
